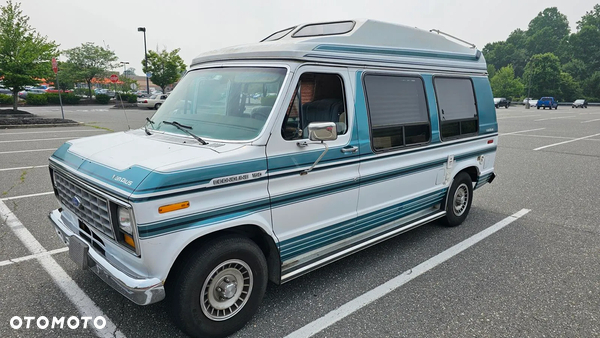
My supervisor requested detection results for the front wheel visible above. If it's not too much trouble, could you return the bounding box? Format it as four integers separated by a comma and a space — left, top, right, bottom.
442, 172, 473, 227
167, 236, 268, 338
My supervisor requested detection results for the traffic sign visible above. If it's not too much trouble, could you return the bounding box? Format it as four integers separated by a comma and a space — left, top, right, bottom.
110, 74, 119, 83
52, 58, 58, 74
146, 72, 152, 78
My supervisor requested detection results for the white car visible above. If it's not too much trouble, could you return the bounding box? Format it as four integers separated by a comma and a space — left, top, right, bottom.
137, 93, 169, 109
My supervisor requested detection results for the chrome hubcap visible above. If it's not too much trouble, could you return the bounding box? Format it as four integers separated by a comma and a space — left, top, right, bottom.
201, 259, 253, 321
453, 183, 469, 217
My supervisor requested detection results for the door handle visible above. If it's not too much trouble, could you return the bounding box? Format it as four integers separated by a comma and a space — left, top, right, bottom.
341, 146, 358, 154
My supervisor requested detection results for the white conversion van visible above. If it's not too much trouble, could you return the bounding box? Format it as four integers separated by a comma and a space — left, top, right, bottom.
48, 19, 497, 338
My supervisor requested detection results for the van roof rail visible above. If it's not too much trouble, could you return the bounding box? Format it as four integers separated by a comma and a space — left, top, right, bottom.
429, 29, 476, 49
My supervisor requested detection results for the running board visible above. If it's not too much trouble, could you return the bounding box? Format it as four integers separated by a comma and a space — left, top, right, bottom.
280, 211, 446, 283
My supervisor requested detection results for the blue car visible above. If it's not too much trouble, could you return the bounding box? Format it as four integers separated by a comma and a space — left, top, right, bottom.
537, 97, 558, 110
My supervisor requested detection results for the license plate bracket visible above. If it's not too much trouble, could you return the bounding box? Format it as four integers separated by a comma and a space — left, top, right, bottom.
69, 236, 90, 270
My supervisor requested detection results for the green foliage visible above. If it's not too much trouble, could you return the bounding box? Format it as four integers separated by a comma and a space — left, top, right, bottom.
490, 65, 524, 100
523, 53, 562, 98
577, 4, 600, 30
562, 59, 587, 82
25, 93, 47, 105
0, 93, 12, 104
569, 25, 600, 75
63, 42, 118, 99
95, 94, 110, 104
582, 71, 600, 100
0, 1, 59, 111
73, 88, 88, 96
116, 93, 137, 103
487, 64, 496, 78
46, 93, 80, 104
559, 72, 581, 101
142, 48, 186, 93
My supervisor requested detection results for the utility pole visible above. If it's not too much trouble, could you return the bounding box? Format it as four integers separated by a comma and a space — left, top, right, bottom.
137, 27, 150, 95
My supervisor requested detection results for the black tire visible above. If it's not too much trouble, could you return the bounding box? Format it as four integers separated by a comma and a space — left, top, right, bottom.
505, 104, 509, 108
167, 236, 268, 338
155, 103, 162, 109
495, 104, 499, 109
555, 106, 558, 110
537, 106, 540, 109
442, 172, 473, 227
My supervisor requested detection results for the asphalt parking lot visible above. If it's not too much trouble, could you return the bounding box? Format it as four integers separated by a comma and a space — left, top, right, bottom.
1, 104, 599, 338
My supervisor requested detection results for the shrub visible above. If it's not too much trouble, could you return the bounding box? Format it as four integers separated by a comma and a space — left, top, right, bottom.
25, 94, 48, 105
116, 93, 137, 103
0, 94, 12, 105
46, 93, 81, 105
95, 94, 111, 104
73, 88, 89, 96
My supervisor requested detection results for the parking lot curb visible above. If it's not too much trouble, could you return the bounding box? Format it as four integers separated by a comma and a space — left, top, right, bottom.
0, 122, 85, 129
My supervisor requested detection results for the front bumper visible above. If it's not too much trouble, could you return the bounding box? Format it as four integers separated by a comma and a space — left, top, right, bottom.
48, 209, 165, 305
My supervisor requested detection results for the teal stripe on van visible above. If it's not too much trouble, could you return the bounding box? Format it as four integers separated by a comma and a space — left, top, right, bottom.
279, 189, 447, 261
314, 44, 481, 61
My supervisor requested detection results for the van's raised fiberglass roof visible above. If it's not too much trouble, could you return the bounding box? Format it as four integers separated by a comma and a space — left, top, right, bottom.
191, 19, 487, 73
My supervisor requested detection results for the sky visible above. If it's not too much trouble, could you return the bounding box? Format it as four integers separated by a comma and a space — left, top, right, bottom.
14, 0, 600, 76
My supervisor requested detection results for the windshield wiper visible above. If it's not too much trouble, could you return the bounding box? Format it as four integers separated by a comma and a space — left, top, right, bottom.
162, 120, 208, 145
144, 118, 154, 135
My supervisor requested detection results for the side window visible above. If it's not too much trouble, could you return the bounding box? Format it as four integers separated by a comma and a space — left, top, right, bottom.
363, 74, 430, 151
281, 73, 347, 141
434, 77, 478, 140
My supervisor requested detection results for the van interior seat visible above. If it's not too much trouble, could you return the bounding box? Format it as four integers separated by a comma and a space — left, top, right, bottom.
301, 98, 346, 137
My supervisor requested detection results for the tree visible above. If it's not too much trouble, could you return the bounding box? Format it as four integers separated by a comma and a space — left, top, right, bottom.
523, 53, 562, 98
562, 59, 587, 82
558, 72, 581, 101
582, 71, 600, 100
0, 1, 58, 111
526, 8, 570, 57
487, 64, 496, 78
123, 67, 136, 77
577, 4, 600, 30
63, 42, 118, 99
142, 48, 186, 93
490, 65, 524, 100
569, 25, 600, 74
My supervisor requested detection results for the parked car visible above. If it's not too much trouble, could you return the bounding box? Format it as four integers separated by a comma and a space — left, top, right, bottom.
0, 87, 12, 95
536, 97, 558, 109
137, 93, 169, 109
572, 99, 588, 108
493, 98, 510, 108
522, 98, 532, 105
529, 99, 538, 107
18, 88, 46, 99
45, 87, 72, 94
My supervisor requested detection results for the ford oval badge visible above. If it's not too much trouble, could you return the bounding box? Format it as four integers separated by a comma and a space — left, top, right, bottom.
71, 196, 82, 208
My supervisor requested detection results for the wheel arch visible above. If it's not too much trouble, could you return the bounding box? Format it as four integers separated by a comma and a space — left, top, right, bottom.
165, 224, 281, 288
442, 166, 478, 211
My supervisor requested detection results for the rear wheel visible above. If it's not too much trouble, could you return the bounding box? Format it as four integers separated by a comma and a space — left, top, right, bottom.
167, 236, 268, 338
442, 172, 473, 227
155, 103, 162, 109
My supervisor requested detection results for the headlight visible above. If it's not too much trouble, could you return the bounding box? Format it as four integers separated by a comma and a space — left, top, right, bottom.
117, 207, 133, 234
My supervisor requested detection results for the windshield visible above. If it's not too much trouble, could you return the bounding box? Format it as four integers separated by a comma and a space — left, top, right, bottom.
149, 67, 287, 141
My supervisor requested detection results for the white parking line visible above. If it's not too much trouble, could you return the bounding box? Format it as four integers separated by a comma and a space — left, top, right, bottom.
285, 209, 531, 338
496, 114, 540, 120
0, 148, 56, 155
534, 132, 600, 151
0, 200, 126, 338
0, 247, 68, 267
0, 137, 75, 144
0, 129, 103, 136
1, 191, 54, 201
581, 118, 600, 123
499, 128, 545, 136
534, 116, 574, 122
0, 165, 49, 172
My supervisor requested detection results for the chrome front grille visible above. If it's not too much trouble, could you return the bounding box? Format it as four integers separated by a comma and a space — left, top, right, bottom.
53, 172, 114, 239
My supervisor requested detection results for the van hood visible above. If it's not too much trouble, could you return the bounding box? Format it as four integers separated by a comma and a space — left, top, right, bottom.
50, 129, 266, 199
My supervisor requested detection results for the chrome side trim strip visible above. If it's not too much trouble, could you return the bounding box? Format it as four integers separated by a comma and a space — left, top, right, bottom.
280, 211, 446, 283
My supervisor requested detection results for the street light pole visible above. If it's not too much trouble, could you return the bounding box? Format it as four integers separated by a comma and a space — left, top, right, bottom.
138, 27, 150, 95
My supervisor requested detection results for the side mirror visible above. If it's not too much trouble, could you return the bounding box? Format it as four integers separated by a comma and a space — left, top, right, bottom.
307, 122, 337, 142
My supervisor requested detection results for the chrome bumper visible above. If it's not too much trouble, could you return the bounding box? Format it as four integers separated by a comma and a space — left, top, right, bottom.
48, 209, 165, 305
